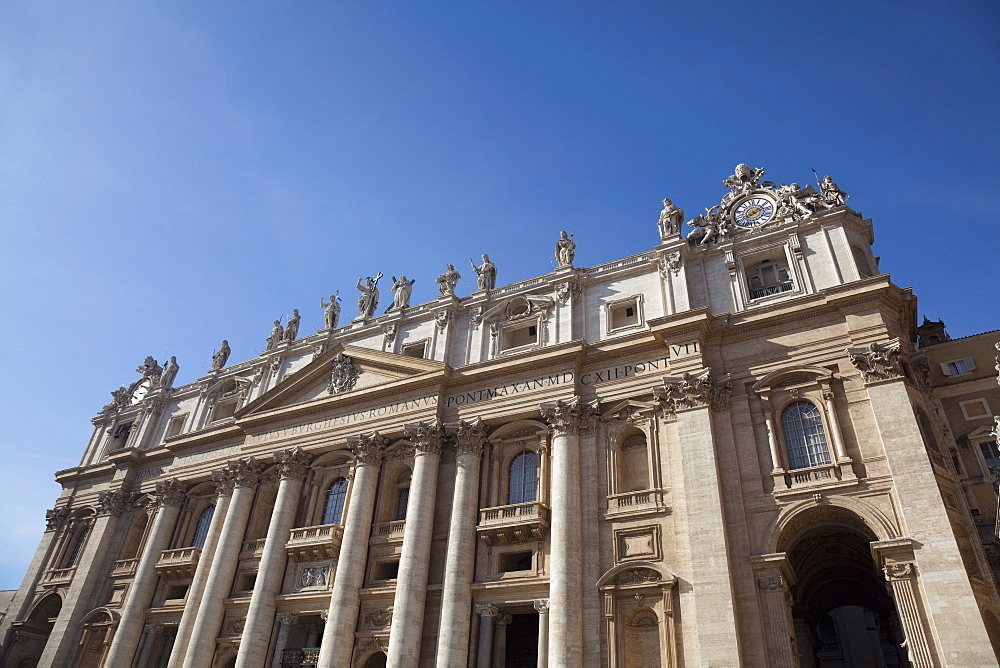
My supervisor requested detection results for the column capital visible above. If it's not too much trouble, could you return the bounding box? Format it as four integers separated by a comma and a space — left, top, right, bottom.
348, 431, 388, 467
144, 623, 164, 636
475, 604, 500, 618
653, 370, 721, 417
45, 506, 70, 532
211, 467, 236, 496
403, 419, 445, 457
276, 612, 299, 626
274, 447, 312, 481
496, 612, 513, 626
533, 599, 550, 613
451, 417, 487, 457
539, 396, 598, 435
846, 339, 904, 384
224, 457, 266, 489
97, 489, 134, 516
152, 478, 188, 509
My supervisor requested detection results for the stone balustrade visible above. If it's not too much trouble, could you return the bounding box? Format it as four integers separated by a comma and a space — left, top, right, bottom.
788, 464, 837, 486
604, 488, 670, 520
370, 520, 406, 544
155, 547, 202, 579
477, 502, 549, 546
285, 523, 345, 562
110, 558, 139, 577
240, 538, 266, 558
42, 566, 76, 586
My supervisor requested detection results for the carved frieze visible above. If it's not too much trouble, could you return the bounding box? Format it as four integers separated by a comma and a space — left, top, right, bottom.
615, 568, 661, 585
328, 353, 359, 395
363, 608, 392, 629
847, 341, 903, 383
299, 565, 330, 589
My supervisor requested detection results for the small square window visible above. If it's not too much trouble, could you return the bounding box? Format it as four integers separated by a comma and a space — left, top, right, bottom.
165, 584, 189, 601
503, 323, 538, 350
499, 551, 533, 573
375, 560, 399, 580
960, 399, 991, 421
401, 341, 427, 358
164, 415, 187, 439
237, 573, 256, 593
610, 301, 640, 330
213, 400, 238, 422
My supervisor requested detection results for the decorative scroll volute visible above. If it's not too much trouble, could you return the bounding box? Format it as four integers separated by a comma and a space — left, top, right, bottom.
403, 419, 445, 457
540, 396, 599, 435
348, 431, 388, 467
152, 478, 188, 509
452, 418, 488, 457
274, 447, 312, 481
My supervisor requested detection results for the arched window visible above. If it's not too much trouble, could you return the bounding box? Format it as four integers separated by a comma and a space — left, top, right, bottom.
781, 401, 832, 470
508, 451, 539, 504
65, 524, 91, 567
191, 506, 214, 549
322, 478, 348, 525
619, 432, 650, 492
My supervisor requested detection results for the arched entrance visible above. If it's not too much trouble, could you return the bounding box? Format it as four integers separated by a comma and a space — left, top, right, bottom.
362, 652, 387, 667
4, 593, 63, 667
784, 524, 906, 667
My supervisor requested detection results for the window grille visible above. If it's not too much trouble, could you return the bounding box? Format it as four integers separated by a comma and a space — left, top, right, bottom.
508, 451, 539, 504
781, 401, 832, 470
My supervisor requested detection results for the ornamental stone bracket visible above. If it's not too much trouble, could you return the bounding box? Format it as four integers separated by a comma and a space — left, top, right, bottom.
653, 371, 731, 419
846, 339, 903, 384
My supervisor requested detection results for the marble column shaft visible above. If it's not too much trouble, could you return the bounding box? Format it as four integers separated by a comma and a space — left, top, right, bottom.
475, 605, 498, 668
182, 458, 264, 668
105, 479, 187, 667
387, 421, 444, 667
236, 449, 311, 668
168, 487, 233, 668
317, 433, 385, 668
541, 398, 593, 667
435, 420, 486, 668
534, 600, 549, 668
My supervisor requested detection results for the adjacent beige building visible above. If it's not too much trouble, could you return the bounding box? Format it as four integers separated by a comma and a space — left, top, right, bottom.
2, 165, 998, 667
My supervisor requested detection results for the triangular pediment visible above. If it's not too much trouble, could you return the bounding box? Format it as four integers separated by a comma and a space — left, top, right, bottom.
236, 344, 447, 418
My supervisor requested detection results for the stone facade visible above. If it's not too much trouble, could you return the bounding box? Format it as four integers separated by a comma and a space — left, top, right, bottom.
2, 166, 999, 667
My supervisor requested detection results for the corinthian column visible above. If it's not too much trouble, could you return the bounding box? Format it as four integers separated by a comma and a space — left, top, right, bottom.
317, 432, 387, 668
236, 448, 312, 668
104, 479, 187, 667
182, 458, 265, 668
387, 419, 445, 667
750, 554, 797, 668
540, 396, 597, 668
168, 475, 234, 668
435, 419, 487, 667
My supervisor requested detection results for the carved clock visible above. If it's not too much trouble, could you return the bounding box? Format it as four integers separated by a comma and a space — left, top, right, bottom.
732, 196, 776, 229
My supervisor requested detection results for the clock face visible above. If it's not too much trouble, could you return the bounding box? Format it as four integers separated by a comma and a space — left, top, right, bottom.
130, 379, 151, 405
733, 196, 776, 228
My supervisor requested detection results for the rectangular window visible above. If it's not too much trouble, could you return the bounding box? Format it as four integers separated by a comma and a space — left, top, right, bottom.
979, 441, 1000, 472
376, 560, 399, 580
394, 488, 409, 521
165, 584, 189, 601
401, 341, 426, 358
746, 257, 794, 300
609, 300, 640, 331
941, 357, 976, 376
164, 415, 186, 439
110, 423, 133, 450
499, 551, 533, 573
503, 323, 538, 350
213, 400, 238, 422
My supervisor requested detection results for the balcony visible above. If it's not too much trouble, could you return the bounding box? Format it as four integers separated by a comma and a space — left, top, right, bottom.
240, 538, 267, 559
110, 558, 138, 577
280, 648, 320, 667
155, 547, 201, 579
286, 524, 344, 562
605, 488, 669, 520
477, 502, 549, 546
750, 281, 794, 300
789, 464, 836, 485
42, 567, 75, 587
371, 520, 406, 544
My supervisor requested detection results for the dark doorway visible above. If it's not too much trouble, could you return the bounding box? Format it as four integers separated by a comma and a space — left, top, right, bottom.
504, 613, 538, 667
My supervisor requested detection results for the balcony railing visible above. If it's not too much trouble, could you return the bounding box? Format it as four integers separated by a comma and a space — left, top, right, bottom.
240, 538, 266, 558
605, 489, 669, 519
371, 520, 406, 544
750, 281, 794, 300
477, 502, 549, 546
280, 648, 320, 667
789, 464, 836, 485
42, 567, 76, 586
155, 547, 201, 579
286, 523, 345, 562
110, 558, 139, 577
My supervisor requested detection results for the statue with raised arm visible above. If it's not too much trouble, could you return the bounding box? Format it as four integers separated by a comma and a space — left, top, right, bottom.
161, 356, 179, 389
283, 309, 301, 342
436, 264, 461, 296
266, 320, 284, 351
657, 198, 685, 239
320, 294, 341, 330
470, 254, 497, 291
819, 174, 847, 207
356, 273, 383, 320
212, 340, 231, 370
555, 231, 576, 267
386, 276, 415, 313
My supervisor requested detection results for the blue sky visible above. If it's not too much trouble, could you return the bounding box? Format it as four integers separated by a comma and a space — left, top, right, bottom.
0, 1, 998, 589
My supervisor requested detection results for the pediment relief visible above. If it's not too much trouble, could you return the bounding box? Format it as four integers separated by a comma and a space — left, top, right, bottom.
752, 365, 833, 396
600, 400, 658, 423
474, 294, 554, 327
236, 344, 446, 418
